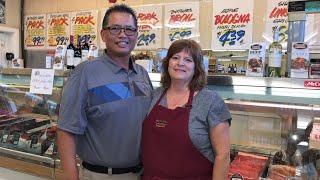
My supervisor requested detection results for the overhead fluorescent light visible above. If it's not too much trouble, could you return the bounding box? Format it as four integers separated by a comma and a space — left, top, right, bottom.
227, 49, 247, 52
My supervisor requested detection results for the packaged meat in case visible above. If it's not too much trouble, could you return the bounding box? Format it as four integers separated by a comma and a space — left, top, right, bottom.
228, 152, 269, 180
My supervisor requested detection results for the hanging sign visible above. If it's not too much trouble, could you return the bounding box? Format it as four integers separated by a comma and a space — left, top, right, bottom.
24, 14, 47, 49
71, 10, 98, 46
133, 5, 162, 50
265, 0, 288, 48
212, 0, 253, 50
46, 13, 71, 49
164, 2, 200, 48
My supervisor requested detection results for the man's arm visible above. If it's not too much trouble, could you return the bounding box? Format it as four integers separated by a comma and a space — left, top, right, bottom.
210, 121, 230, 180
57, 129, 79, 180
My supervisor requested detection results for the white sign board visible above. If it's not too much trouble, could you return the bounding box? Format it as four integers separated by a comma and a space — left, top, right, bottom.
212, 0, 254, 50
30, 69, 55, 95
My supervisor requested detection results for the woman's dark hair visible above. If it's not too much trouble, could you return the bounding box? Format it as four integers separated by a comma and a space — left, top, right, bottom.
160, 39, 207, 91
102, 4, 138, 29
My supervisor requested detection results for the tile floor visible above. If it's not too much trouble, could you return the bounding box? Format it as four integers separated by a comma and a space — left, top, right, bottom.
0, 167, 47, 180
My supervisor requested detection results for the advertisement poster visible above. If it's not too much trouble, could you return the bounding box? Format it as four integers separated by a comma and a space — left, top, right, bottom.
212, 0, 254, 50
264, 0, 288, 48
71, 10, 98, 47
0, 0, 5, 24
133, 5, 162, 50
24, 14, 47, 49
164, 2, 199, 48
46, 13, 70, 49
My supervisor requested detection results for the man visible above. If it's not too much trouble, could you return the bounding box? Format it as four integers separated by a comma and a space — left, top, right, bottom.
57, 4, 153, 180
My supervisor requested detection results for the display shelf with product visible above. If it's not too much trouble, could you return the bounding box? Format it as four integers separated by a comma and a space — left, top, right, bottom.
0, 68, 69, 179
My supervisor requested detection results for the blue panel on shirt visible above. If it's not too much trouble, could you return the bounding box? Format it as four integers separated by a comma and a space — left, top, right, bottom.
89, 83, 132, 106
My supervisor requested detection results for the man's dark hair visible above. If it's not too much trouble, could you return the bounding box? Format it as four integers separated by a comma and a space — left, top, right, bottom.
102, 4, 138, 29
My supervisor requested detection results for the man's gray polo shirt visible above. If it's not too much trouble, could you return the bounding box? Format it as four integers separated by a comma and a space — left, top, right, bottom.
58, 52, 153, 167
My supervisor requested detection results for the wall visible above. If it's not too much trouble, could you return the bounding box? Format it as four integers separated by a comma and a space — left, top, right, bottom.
0, 0, 21, 68
0, 0, 21, 29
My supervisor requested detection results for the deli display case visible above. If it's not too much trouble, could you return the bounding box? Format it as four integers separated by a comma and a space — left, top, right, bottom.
0, 68, 69, 179
1, 69, 320, 179
150, 73, 320, 179
207, 75, 320, 179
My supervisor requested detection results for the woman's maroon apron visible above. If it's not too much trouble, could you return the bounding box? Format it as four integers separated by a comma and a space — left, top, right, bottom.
142, 89, 213, 180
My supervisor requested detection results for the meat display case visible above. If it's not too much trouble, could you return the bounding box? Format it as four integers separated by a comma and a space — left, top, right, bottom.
1, 69, 320, 179
0, 68, 69, 179
150, 73, 320, 179
208, 75, 320, 179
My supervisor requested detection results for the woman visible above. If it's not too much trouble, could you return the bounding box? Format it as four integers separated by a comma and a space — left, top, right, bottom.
142, 39, 232, 180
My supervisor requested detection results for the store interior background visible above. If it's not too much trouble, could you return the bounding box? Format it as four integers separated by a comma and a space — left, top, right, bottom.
1, 0, 301, 70
1, 1, 320, 179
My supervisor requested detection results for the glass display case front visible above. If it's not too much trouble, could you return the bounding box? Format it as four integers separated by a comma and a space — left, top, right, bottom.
150, 73, 320, 179
0, 68, 69, 179
207, 75, 320, 179
1, 68, 320, 179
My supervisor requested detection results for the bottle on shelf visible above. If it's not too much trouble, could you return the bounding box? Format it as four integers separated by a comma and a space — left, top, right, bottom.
234, 64, 237, 73
45, 51, 55, 69
231, 64, 234, 73
228, 64, 231, 73
81, 35, 90, 62
66, 35, 75, 69
73, 35, 82, 67
268, 27, 282, 77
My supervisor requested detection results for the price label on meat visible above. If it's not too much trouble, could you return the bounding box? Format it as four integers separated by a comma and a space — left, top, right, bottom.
164, 2, 199, 48
24, 14, 47, 49
311, 122, 320, 141
212, 0, 253, 50
71, 10, 98, 46
133, 5, 162, 50
46, 13, 70, 49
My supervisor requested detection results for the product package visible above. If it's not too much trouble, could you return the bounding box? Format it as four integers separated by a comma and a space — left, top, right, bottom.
309, 117, 320, 149
11, 59, 24, 69
53, 45, 67, 70
246, 43, 267, 77
291, 42, 309, 78
88, 45, 99, 60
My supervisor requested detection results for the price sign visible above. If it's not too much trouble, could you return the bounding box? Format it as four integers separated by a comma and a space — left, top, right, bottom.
169, 29, 192, 42
55, 36, 69, 45
30, 69, 55, 95
137, 33, 156, 47
212, 0, 253, 50
46, 13, 71, 49
71, 10, 98, 46
164, 2, 199, 47
24, 14, 47, 49
218, 29, 245, 47
264, 0, 289, 48
133, 5, 162, 50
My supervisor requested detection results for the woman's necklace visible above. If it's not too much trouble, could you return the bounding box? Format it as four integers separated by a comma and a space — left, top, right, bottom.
167, 89, 190, 108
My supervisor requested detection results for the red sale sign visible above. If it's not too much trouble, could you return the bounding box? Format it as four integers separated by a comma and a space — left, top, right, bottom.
304, 81, 320, 88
